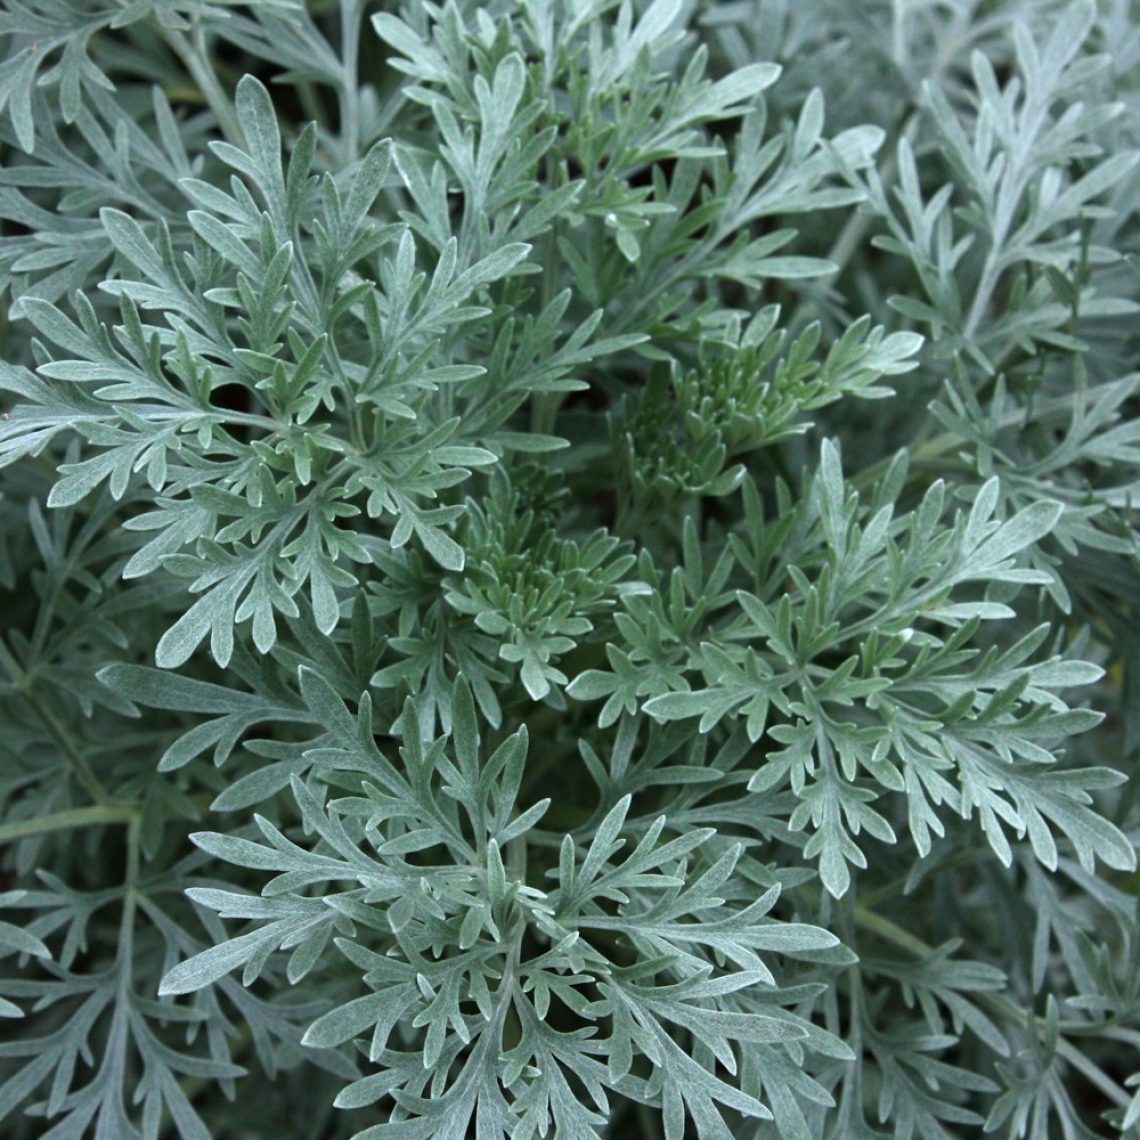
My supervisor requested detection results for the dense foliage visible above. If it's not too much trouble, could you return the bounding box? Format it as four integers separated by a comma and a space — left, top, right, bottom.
1, 1, 1138, 1136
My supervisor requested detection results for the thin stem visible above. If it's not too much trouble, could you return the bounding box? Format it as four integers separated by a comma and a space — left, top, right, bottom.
116, 815, 143, 1007
962, 97, 1050, 343
851, 900, 934, 958
37, 705, 116, 806
0, 636, 114, 807
0, 805, 138, 844
123, 814, 142, 916
890, 0, 908, 68
797, 110, 918, 329
0, 636, 25, 688
159, 23, 242, 146
531, 152, 565, 438
837, 887, 865, 1121
859, 846, 990, 908
339, 0, 363, 164
963, 252, 1003, 342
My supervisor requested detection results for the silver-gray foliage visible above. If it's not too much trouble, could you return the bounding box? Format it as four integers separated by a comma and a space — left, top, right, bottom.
0, 1, 1137, 1137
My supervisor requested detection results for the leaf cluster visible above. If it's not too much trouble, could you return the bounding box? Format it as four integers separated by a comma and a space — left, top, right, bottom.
0, 2, 1137, 1139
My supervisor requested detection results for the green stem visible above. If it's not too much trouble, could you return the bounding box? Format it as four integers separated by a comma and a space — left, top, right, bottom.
964, 252, 1003, 343
837, 889, 865, 1120
116, 815, 142, 1008
0, 804, 138, 844
0, 636, 24, 687
850, 900, 934, 958
801, 109, 919, 321
530, 174, 566, 438
159, 23, 242, 146
0, 637, 114, 806
39, 707, 115, 806
859, 847, 989, 909
890, 0, 908, 67
339, 0, 363, 164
